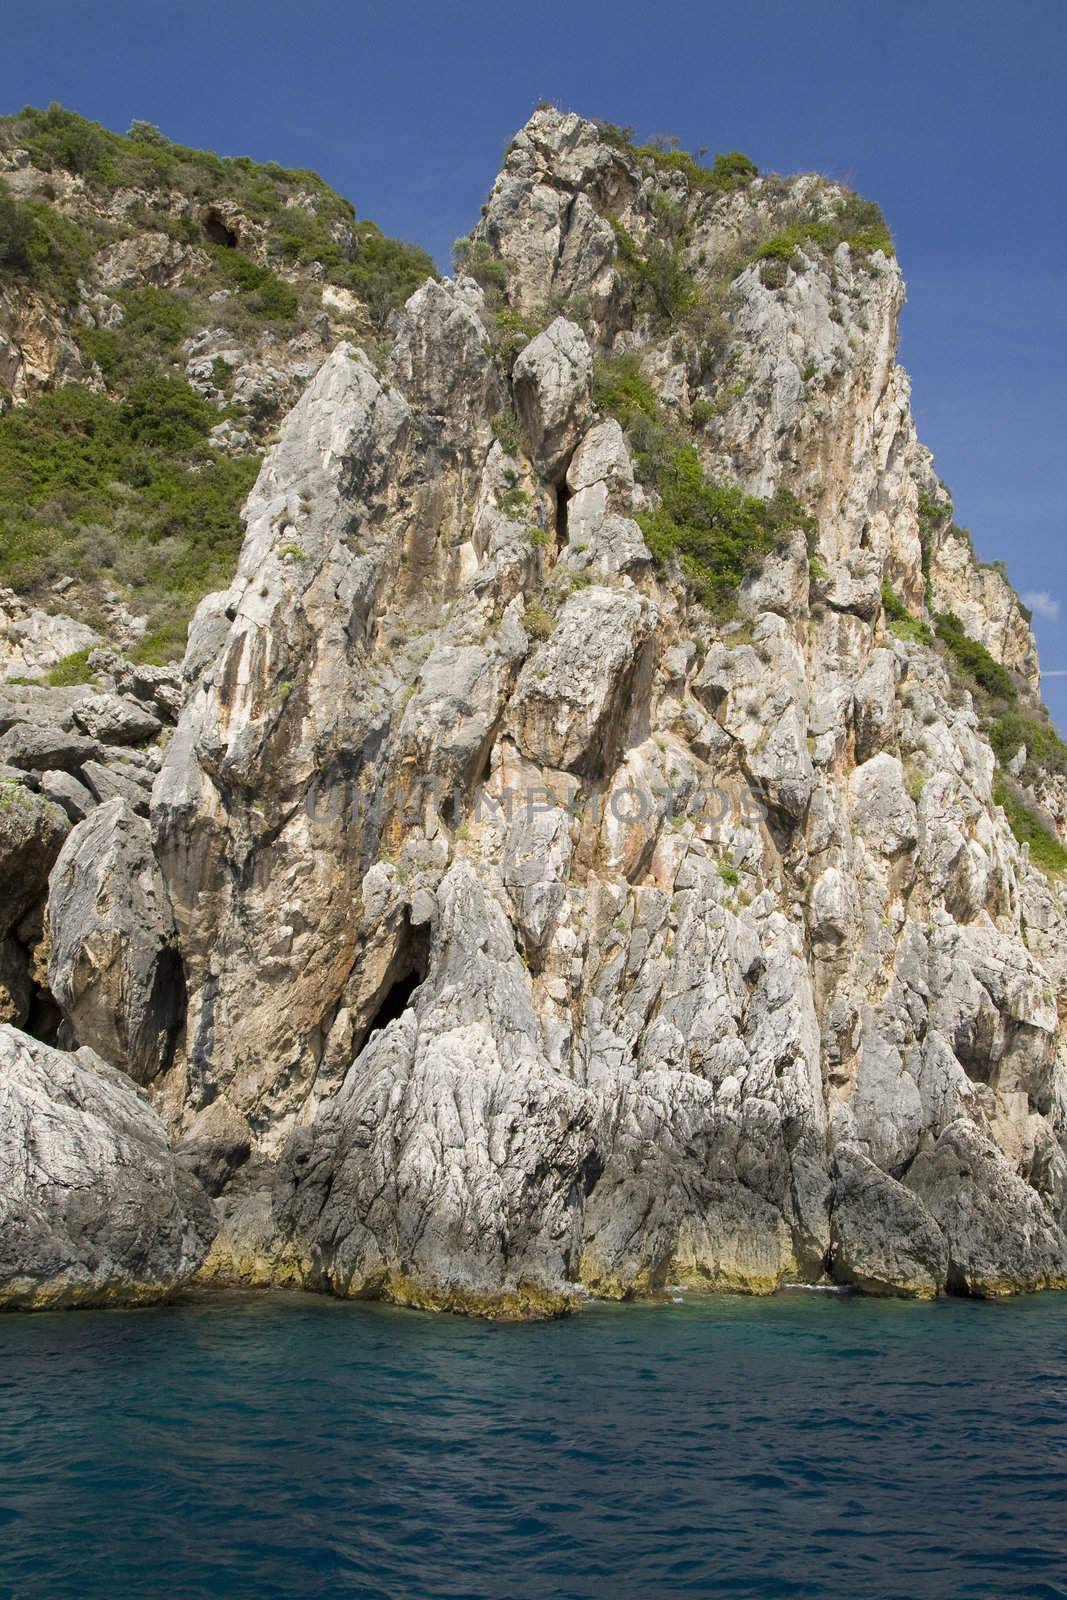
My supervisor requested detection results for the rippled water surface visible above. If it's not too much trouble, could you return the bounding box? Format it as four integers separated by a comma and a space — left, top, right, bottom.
2, 1289, 1067, 1599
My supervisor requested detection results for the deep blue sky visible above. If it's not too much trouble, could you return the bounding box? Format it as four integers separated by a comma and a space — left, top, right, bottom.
5, 0, 1066, 716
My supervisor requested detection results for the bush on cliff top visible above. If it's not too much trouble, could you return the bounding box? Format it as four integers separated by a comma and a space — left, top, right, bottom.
593, 124, 759, 194
751, 195, 894, 268
0, 186, 95, 305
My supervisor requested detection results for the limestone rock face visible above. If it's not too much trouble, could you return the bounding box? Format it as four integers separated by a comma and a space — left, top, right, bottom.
19, 107, 1067, 1316
0, 1024, 215, 1307
0, 780, 68, 1026
510, 586, 652, 774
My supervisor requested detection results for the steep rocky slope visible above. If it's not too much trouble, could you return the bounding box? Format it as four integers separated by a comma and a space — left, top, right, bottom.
3, 107, 1067, 1313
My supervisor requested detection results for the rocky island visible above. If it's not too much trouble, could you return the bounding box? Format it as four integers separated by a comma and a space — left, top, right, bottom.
3, 104, 1067, 1315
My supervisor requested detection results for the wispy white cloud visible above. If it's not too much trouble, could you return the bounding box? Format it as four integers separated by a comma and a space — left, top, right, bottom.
1024, 590, 1060, 621
1040, 669, 1067, 677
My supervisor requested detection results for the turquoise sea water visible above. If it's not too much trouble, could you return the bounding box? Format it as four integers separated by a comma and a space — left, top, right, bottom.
2, 1289, 1066, 1599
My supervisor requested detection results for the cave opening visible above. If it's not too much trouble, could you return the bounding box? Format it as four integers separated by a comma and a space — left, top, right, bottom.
204, 212, 238, 249
363, 922, 430, 1043
24, 987, 62, 1048
554, 480, 571, 550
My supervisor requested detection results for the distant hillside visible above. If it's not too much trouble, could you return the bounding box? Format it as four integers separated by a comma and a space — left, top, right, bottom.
0, 103, 435, 662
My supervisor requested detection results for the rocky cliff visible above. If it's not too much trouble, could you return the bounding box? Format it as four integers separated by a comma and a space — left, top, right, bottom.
3, 107, 1067, 1314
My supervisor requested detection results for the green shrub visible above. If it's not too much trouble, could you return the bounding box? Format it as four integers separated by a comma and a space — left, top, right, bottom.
492, 308, 544, 371
498, 486, 532, 517
917, 492, 952, 534
630, 141, 759, 195
523, 600, 555, 640
990, 710, 1067, 784
717, 859, 740, 887
994, 778, 1067, 874
491, 408, 522, 456
593, 354, 815, 615
0, 184, 32, 267
0, 195, 94, 304
611, 221, 696, 327
1, 103, 434, 331
639, 465, 813, 615
935, 611, 1017, 702
889, 615, 934, 645
0, 381, 260, 658
591, 353, 659, 428
593, 121, 637, 151
882, 581, 933, 644
209, 246, 298, 323
15, 102, 111, 178
339, 224, 434, 327
44, 648, 95, 686
452, 238, 509, 301
747, 196, 893, 279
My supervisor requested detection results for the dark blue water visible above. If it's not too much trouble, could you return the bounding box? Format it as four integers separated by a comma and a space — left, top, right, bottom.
2, 1290, 1066, 1600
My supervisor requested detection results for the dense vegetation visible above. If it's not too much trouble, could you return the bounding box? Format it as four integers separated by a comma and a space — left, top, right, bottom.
594, 353, 815, 614
0, 104, 439, 660
0, 380, 259, 660
993, 778, 1067, 873
751, 195, 894, 271
882, 582, 934, 646
933, 610, 1017, 701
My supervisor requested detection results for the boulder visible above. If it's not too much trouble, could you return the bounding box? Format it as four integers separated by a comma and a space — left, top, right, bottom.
0, 1024, 215, 1308
80, 758, 150, 815
0, 778, 68, 939
0, 722, 100, 775
47, 799, 184, 1083
72, 692, 161, 745
37, 768, 96, 823
830, 1144, 947, 1297
905, 1119, 1067, 1295
510, 586, 652, 775
512, 317, 593, 480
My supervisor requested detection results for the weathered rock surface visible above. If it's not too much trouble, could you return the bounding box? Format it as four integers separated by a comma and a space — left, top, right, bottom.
512, 317, 593, 479
71, 692, 162, 746
0, 1024, 215, 1308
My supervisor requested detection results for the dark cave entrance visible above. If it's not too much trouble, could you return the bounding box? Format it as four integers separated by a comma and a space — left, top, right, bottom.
554, 480, 571, 550
369, 967, 423, 1036
362, 920, 430, 1045
25, 988, 62, 1047
203, 212, 238, 248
